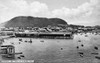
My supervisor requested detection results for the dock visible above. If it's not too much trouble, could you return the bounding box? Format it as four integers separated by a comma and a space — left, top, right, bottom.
15, 32, 73, 39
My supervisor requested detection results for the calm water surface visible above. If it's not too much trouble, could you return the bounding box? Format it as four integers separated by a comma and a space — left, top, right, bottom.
1, 33, 100, 63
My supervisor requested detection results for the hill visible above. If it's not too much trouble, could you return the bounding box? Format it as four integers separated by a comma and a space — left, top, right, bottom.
2, 16, 67, 28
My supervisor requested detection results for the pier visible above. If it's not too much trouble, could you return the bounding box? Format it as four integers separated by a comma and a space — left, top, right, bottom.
15, 32, 73, 39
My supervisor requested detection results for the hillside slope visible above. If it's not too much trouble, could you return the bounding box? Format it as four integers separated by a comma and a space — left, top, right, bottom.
3, 16, 67, 27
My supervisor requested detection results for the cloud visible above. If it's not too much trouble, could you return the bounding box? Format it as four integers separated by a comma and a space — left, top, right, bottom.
51, 0, 100, 25
52, 0, 98, 18
30, 1, 51, 17
0, 0, 50, 23
0, 0, 28, 23
0, 0, 99, 26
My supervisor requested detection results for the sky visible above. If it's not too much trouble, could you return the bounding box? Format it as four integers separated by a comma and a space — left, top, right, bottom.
0, 0, 100, 26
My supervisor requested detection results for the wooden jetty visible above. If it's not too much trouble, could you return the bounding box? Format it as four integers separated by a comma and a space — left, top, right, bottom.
14, 32, 73, 39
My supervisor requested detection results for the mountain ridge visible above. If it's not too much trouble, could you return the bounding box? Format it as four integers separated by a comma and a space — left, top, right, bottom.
1, 16, 68, 27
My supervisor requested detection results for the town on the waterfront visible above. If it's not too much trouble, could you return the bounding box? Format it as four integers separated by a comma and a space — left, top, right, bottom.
0, 0, 100, 63
0, 18, 100, 63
